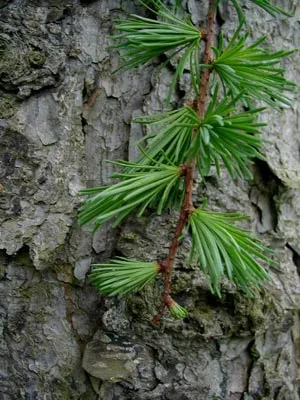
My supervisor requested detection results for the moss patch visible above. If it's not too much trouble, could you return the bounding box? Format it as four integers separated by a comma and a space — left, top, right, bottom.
27, 50, 47, 68
0, 94, 17, 118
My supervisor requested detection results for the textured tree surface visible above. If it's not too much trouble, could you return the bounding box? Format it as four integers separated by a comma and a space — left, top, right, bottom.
0, 1, 299, 399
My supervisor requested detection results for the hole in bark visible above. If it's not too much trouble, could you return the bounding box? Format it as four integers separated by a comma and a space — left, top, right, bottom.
286, 243, 300, 275
0, 249, 9, 272
81, 114, 88, 133
251, 202, 263, 225
11, 245, 32, 267
251, 159, 282, 231
216, 6, 225, 27
252, 159, 281, 193
79, 0, 98, 5
273, 386, 281, 399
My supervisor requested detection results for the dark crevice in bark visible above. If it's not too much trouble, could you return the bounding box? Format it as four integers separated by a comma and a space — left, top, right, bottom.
251, 201, 263, 225
251, 159, 283, 232
80, 113, 88, 136
80, 86, 89, 137
79, 0, 99, 5
286, 243, 300, 275
216, 4, 225, 27
242, 339, 256, 398
0, 244, 33, 268
252, 159, 282, 193
0, 249, 9, 280
0, 1, 10, 9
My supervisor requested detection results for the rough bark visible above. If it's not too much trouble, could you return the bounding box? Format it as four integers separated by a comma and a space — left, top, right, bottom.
0, 1, 299, 399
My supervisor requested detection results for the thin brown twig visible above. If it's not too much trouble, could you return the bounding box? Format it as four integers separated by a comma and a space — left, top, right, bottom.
152, 0, 217, 325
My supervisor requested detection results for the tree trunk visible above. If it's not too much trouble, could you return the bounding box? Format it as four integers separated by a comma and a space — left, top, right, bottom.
0, 1, 299, 399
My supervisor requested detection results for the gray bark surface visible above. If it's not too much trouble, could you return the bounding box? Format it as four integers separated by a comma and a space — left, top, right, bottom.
0, 1, 299, 399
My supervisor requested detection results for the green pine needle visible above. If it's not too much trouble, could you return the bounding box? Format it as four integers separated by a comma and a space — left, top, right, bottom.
217, 0, 293, 19
189, 208, 271, 296
135, 88, 266, 179
134, 106, 199, 167
210, 25, 295, 108
251, 0, 293, 17
111, 1, 201, 101
167, 297, 189, 320
79, 162, 182, 231
77, 0, 286, 313
89, 258, 160, 296
188, 88, 267, 178
174, 0, 183, 12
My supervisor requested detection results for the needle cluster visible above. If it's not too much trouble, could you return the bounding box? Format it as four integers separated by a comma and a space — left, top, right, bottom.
79, 0, 295, 321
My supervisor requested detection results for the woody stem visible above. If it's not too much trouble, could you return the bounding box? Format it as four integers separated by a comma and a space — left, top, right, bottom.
152, 0, 217, 324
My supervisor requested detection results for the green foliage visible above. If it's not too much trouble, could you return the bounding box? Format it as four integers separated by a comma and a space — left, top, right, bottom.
111, 1, 201, 100
79, 162, 182, 231
134, 106, 199, 167
135, 88, 266, 179
189, 209, 271, 296
250, 0, 293, 16
188, 88, 266, 178
218, 0, 293, 19
89, 258, 159, 296
167, 297, 189, 319
210, 24, 295, 107
79, 0, 295, 318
